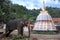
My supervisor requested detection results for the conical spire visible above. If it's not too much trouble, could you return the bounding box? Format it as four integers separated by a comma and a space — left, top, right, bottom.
42, 0, 46, 11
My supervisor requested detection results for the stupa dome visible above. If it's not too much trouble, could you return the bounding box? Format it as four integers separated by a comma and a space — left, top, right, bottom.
33, 11, 56, 31
36, 11, 52, 21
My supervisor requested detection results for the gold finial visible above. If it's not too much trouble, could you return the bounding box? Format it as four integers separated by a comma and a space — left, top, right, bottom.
42, 0, 46, 11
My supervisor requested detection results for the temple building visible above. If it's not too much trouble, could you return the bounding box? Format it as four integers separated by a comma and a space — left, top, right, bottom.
33, 1, 56, 31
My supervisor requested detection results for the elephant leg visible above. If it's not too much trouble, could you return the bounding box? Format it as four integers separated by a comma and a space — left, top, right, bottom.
18, 27, 23, 36
5, 30, 13, 37
21, 27, 23, 36
5, 28, 9, 37
28, 27, 30, 37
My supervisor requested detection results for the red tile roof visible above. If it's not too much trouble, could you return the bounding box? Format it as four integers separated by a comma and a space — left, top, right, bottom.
53, 18, 60, 23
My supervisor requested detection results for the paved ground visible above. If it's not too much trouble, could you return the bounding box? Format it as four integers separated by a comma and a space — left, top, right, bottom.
30, 34, 60, 40
0, 29, 60, 40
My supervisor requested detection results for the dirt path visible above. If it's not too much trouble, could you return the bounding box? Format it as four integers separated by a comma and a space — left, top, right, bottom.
0, 29, 60, 40
30, 34, 60, 40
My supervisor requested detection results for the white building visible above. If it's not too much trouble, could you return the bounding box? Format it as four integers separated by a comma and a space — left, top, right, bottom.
33, 1, 56, 31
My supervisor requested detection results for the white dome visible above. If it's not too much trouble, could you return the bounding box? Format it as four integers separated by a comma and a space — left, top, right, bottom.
36, 12, 52, 21
33, 11, 56, 31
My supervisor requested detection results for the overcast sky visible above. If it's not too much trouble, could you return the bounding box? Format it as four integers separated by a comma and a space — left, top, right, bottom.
11, 0, 60, 9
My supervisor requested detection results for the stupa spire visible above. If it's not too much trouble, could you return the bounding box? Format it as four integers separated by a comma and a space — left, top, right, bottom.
42, 0, 46, 11
33, 0, 56, 31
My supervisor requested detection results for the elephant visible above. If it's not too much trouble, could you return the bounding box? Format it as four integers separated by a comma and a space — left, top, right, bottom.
5, 18, 31, 37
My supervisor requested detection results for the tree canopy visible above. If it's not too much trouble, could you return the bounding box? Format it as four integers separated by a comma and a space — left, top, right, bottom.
0, 0, 60, 23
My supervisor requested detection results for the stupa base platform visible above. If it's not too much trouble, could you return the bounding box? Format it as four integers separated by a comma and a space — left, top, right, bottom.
32, 30, 59, 34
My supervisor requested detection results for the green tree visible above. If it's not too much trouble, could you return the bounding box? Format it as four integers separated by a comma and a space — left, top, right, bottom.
0, 0, 12, 22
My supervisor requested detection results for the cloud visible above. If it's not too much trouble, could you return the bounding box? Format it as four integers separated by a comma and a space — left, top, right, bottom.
11, 0, 60, 9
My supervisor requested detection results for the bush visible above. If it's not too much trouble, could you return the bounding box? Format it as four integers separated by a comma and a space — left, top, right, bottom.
12, 34, 24, 40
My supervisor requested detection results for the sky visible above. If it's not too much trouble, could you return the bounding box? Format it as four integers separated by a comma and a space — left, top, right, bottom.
11, 0, 60, 9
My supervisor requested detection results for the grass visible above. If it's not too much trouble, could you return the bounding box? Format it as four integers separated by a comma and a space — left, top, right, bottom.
33, 31, 57, 35
12, 34, 30, 40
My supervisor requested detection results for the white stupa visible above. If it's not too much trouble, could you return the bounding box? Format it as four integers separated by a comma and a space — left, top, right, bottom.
33, 1, 56, 31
